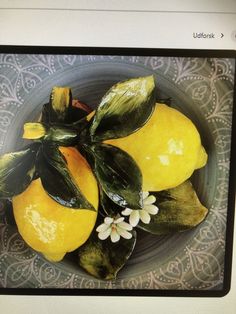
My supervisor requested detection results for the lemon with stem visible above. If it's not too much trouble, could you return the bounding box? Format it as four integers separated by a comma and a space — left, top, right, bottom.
105, 103, 207, 191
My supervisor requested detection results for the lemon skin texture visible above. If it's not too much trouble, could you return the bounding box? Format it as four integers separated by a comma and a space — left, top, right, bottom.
105, 103, 207, 192
12, 147, 98, 262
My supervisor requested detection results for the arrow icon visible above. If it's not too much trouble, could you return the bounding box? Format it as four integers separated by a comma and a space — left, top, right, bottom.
221, 33, 224, 38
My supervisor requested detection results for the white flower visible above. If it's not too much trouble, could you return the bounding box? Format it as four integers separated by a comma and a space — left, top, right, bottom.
121, 192, 159, 227
96, 216, 133, 243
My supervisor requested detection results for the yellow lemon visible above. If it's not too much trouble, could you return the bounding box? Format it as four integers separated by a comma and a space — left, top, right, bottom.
12, 147, 98, 262
105, 103, 207, 191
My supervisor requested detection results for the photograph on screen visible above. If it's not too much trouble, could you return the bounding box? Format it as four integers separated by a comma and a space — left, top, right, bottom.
0, 50, 235, 296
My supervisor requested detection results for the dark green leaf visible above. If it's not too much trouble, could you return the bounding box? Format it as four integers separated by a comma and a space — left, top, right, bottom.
41, 103, 51, 123
90, 76, 156, 141
77, 225, 136, 280
44, 125, 78, 146
66, 106, 91, 124
42, 87, 92, 125
99, 186, 123, 217
138, 181, 208, 235
49, 86, 72, 122
41, 86, 72, 123
91, 143, 143, 209
23, 122, 46, 140
66, 99, 93, 124
70, 116, 93, 144
0, 144, 39, 198
37, 143, 95, 210
42, 102, 90, 125
23, 122, 79, 146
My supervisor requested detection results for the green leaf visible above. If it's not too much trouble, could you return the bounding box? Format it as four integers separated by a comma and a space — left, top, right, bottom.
66, 106, 91, 124
23, 122, 46, 140
90, 143, 143, 209
77, 225, 137, 280
99, 186, 124, 217
138, 180, 208, 235
36, 143, 95, 210
23, 122, 79, 146
42, 87, 92, 125
42, 102, 90, 125
44, 124, 78, 146
0, 144, 39, 198
50, 86, 72, 122
41, 86, 72, 124
41, 103, 51, 123
90, 76, 156, 141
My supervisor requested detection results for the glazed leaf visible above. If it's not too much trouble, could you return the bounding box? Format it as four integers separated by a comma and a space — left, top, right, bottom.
37, 143, 95, 210
23, 122, 79, 146
99, 186, 124, 217
42, 102, 91, 125
23, 122, 46, 139
91, 143, 143, 209
90, 76, 156, 141
42, 88, 92, 125
77, 227, 137, 280
66, 106, 91, 124
138, 180, 208, 235
41, 103, 51, 124
41, 86, 72, 123
0, 144, 39, 198
44, 125, 78, 146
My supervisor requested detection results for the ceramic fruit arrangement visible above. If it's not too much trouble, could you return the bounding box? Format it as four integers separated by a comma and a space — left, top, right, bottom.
0, 76, 208, 280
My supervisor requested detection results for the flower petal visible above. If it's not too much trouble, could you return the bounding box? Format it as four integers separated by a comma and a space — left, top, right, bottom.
144, 195, 156, 205
116, 227, 132, 239
129, 210, 140, 227
121, 208, 132, 216
142, 191, 149, 199
118, 221, 133, 231
96, 223, 110, 232
114, 217, 124, 224
139, 209, 151, 224
111, 229, 120, 243
144, 204, 159, 215
104, 217, 114, 224
98, 227, 111, 240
